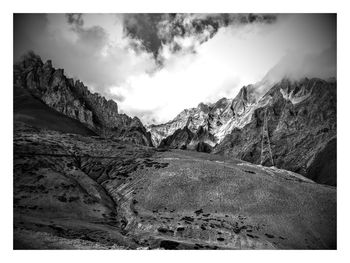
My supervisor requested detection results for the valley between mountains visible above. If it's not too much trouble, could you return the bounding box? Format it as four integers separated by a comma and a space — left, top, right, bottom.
13, 53, 336, 249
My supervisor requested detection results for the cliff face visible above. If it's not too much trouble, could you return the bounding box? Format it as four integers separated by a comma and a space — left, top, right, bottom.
148, 82, 265, 151
14, 52, 153, 146
148, 102, 214, 147
157, 124, 216, 153
214, 78, 337, 186
147, 79, 273, 149
149, 77, 336, 186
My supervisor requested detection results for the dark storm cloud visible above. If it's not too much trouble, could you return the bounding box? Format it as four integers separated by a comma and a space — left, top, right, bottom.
123, 14, 164, 57
123, 13, 277, 59
66, 13, 84, 26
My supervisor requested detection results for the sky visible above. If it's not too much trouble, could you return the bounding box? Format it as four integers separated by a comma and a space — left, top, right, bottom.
14, 13, 336, 125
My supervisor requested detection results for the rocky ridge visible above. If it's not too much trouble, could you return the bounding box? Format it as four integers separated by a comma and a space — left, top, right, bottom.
214, 78, 336, 185
147, 82, 264, 148
14, 52, 153, 146
148, 77, 336, 185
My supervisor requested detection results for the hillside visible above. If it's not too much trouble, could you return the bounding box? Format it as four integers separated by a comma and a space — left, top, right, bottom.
14, 125, 336, 249
14, 82, 96, 136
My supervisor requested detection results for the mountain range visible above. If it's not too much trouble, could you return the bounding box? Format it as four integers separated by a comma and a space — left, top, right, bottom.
14, 53, 336, 186
148, 78, 336, 186
13, 52, 337, 249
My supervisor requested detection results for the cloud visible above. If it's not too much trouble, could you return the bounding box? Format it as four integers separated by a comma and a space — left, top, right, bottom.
123, 14, 164, 58
66, 13, 84, 26
65, 14, 109, 54
14, 13, 336, 125
264, 44, 336, 82
123, 13, 277, 62
260, 14, 336, 82
14, 14, 157, 98
114, 14, 336, 124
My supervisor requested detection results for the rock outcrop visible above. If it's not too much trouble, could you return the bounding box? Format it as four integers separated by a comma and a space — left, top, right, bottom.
148, 102, 214, 147
214, 78, 336, 186
148, 81, 265, 149
147, 80, 267, 151
14, 52, 153, 146
147, 79, 271, 149
158, 124, 215, 153
149, 77, 336, 185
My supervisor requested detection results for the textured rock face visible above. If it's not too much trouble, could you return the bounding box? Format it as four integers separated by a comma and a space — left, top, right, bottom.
14, 85, 97, 136
14, 52, 153, 146
306, 137, 336, 186
148, 82, 265, 150
149, 77, 336, 185
147, 79, 273, 149
148, 102, 214, 147
159, 125, 216, 153
148, 99, 233, 149
214, 78, 337, 185
159, 126, 195, 149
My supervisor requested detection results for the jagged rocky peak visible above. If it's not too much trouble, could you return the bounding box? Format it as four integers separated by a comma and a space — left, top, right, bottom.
197, 102, 211, 113
231, 84, 257, 116
148, 82, 263, 150
210, 97, 232, 113
147, 102, 213, 147
277, 77, 322, 105
14, 52, 153, 146
214, 77, 336, 185
148, 76, 336, 186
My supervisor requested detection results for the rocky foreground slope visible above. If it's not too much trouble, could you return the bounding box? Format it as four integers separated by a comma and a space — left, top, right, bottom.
14, 52, 153, 146
14, 124, 336, 249
148, 78, 336, 186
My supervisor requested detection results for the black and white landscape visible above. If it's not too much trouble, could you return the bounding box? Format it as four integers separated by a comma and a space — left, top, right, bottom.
13, 13, 336, 249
